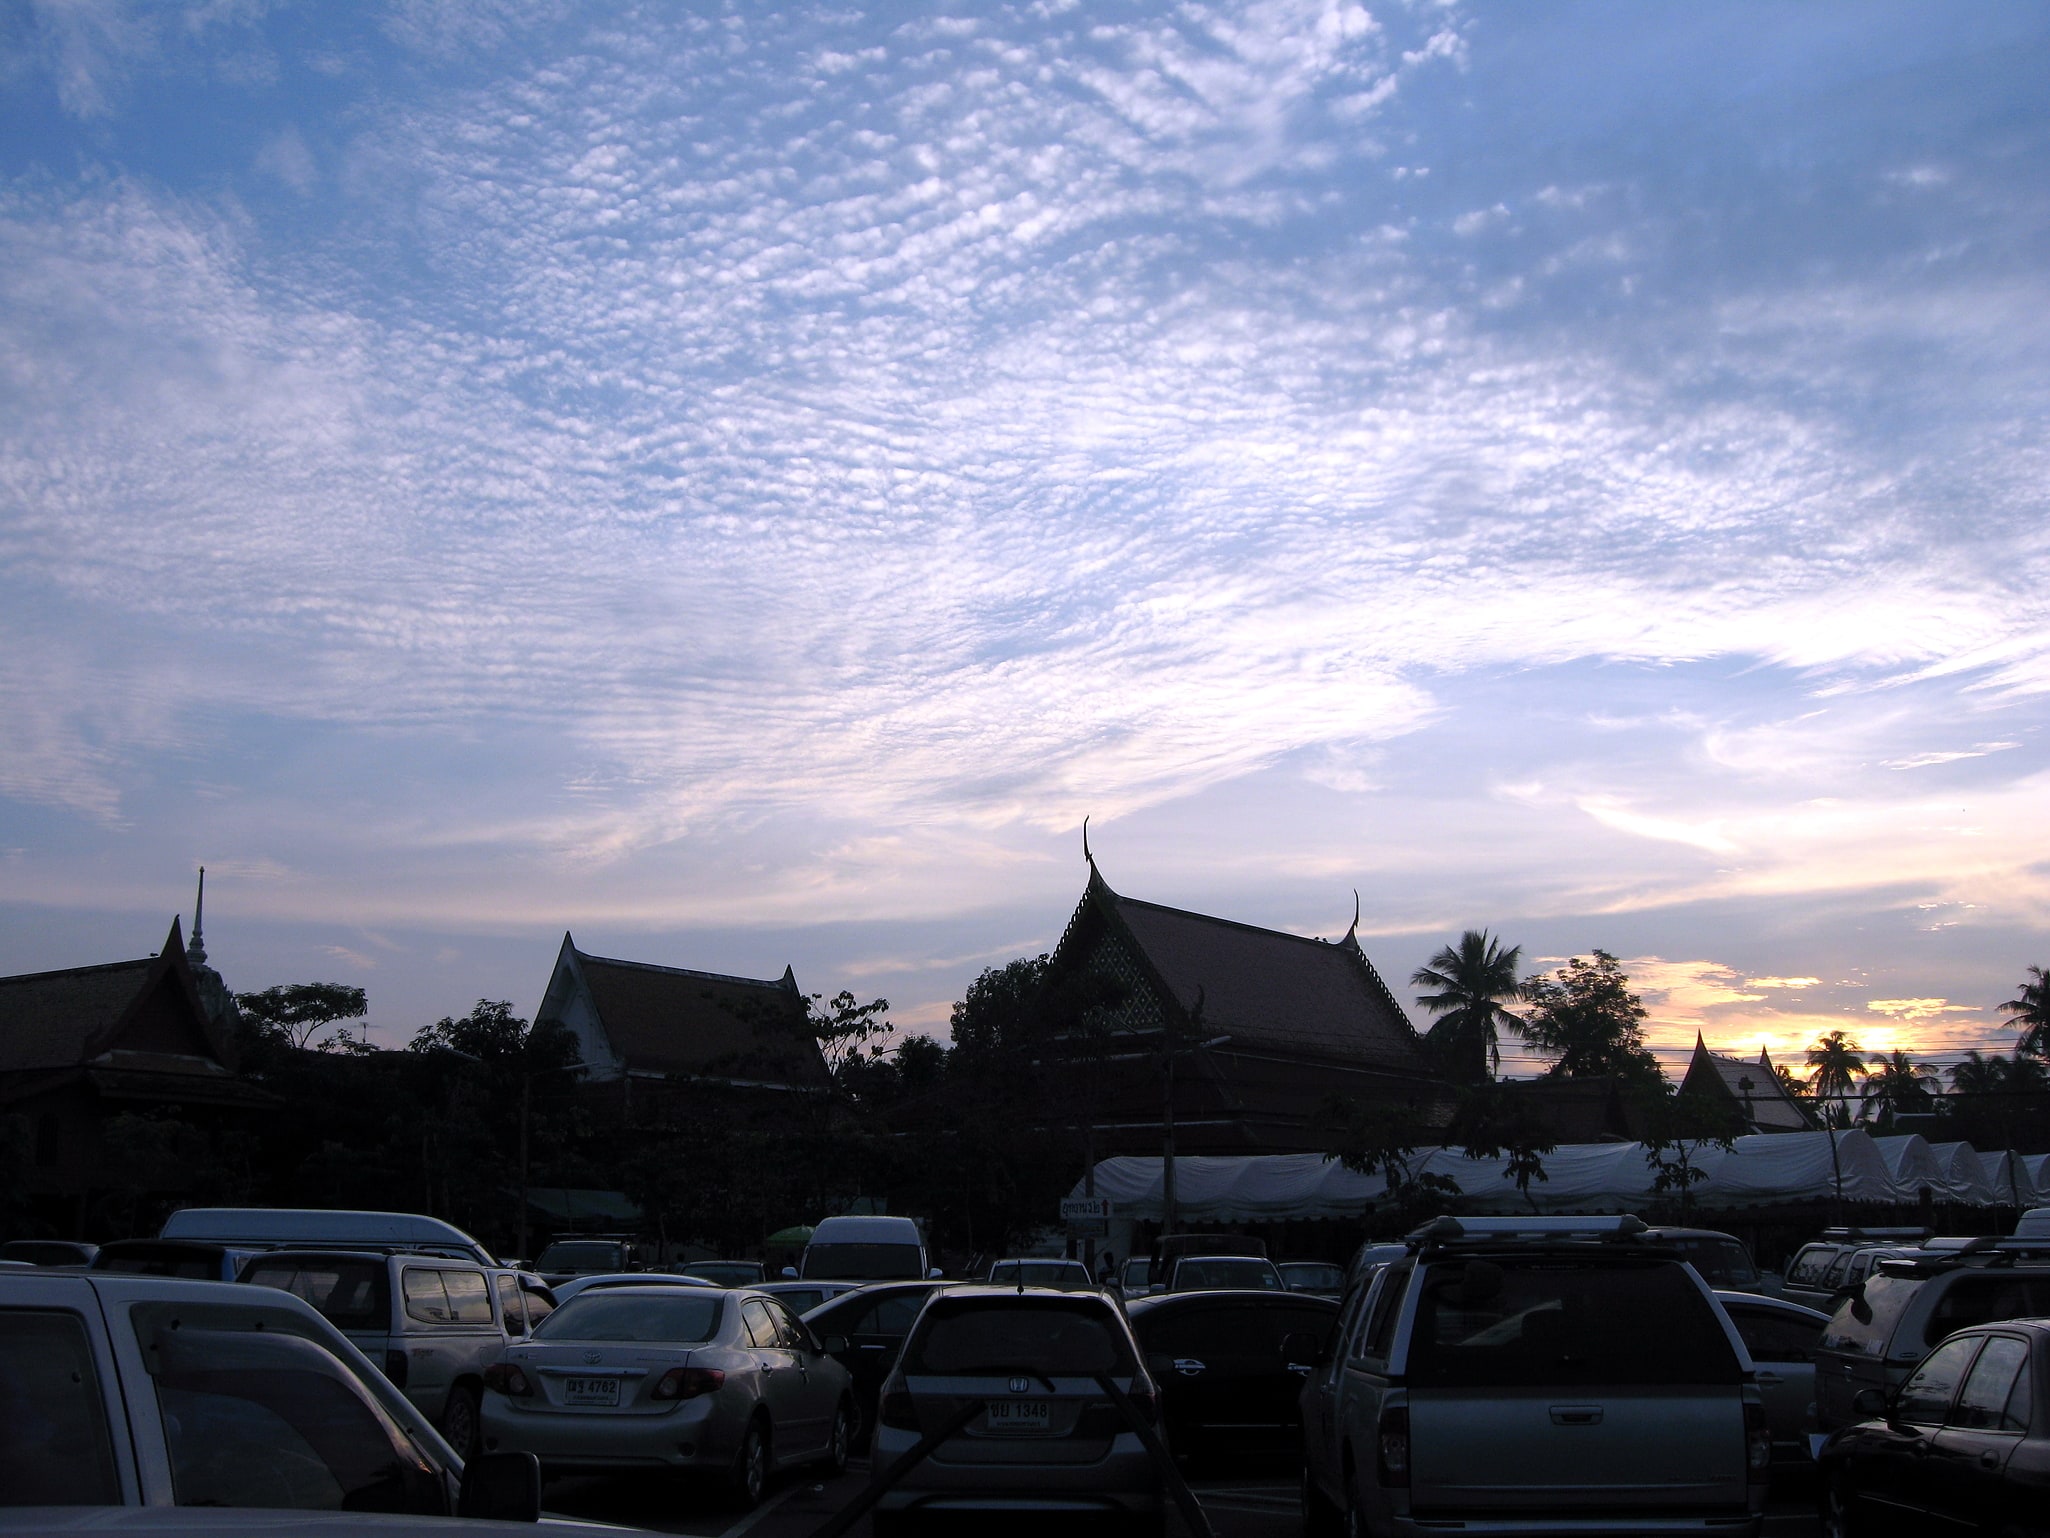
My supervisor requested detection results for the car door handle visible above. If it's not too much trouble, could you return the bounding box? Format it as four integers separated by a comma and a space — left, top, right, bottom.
1287, 1362, 1314, 1375
1982, 1451, 2001, 1468
1550, 1406, 1603, 1426
1756, 1371, 1783, 1385
1173, 1358, 1206, 1376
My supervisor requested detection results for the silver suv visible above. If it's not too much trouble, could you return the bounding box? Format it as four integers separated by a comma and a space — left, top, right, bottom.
1301, 1215, 1771, 1537
238, 1248, 555, 1458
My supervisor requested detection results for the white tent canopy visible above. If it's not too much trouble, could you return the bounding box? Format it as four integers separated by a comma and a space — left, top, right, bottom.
1073, 1130, 2026, 1222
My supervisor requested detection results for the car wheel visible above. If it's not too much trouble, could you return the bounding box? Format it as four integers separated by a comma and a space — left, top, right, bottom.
1302, 1463, 1342, 1538
728, 1418, 769, 1510
1820, 1476, 1860, 1538
440, 1384, 482, 1461
822, 1399, 854, 1474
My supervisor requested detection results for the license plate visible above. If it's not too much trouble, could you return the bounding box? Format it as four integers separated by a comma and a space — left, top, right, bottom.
563, 1376, 620, 1407
984, 1398, 1051, 1434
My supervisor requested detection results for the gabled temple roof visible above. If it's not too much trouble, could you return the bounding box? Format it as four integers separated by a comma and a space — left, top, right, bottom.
1678, 1034, 1813, 1133
1059, 863, 1433, 1075
542, 934, 829, 1089
0, 920, 234, 1077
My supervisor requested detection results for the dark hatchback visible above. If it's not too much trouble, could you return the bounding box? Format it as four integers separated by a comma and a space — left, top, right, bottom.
1126, 1288, 1338, 1462
1819, 1318, 2050, 1536
803, 1279, 944, 1443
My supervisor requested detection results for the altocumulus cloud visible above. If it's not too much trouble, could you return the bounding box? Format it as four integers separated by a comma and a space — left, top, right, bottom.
2, 2, 2049, 1026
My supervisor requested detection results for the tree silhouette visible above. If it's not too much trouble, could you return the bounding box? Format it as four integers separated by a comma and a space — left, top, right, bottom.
1864, 1049, 1936, 1126
1412, 930, 1526, 1084
1513, 951, 1663, 1087
1806, 1030, 1868, 1122
2003, 965, 2050, 1058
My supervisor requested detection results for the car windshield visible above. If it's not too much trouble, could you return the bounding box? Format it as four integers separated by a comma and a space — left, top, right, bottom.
1407, 1258, 1742, 1388
771, 1288, 827, 1313
1176, 1258, 1281, 1290
241, 1258, 391, 1331
905, 1301, 1133, 1376
535, 1242, 622, 1272
1659, 1237, 1759, 1286
689, 1263, 760, 1285
536, 1293, 723, 1343
802, 1243, 922, 1280
990, 1262, 1083, 1286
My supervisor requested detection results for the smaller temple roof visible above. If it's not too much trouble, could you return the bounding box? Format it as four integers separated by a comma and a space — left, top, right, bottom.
0, 920, 235, 1077
1678, 1034, 1813, 1133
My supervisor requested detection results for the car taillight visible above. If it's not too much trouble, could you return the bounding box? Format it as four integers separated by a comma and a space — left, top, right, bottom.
879, 1389, 918, 1430
384, 1349, 409, 1390
651, 1367, 725, 1401
482, 1363, 532, 1398
1377, 1404, 1410, 1487
1745, 1402, 1772, 1480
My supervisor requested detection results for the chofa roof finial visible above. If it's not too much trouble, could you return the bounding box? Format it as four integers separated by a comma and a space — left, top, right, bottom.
1343, 888, 1360, 945
189, 865, 208, 965
1082, 815, 1093, 866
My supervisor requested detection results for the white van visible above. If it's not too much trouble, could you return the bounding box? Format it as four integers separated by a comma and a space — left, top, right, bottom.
159, 1207, 496, 1264
800, 1216, 934, 1281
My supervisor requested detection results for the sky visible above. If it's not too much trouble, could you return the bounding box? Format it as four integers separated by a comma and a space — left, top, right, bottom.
3, 1, 2048, 1080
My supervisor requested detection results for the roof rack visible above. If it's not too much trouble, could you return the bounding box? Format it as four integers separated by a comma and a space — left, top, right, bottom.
1820, 1226, 1931, 1241
1406, 1215, 1649, 1252
1875, 1238, 2050, 1277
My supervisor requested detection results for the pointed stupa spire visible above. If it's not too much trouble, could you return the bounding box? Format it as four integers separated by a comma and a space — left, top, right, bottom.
188, 866, 208, 965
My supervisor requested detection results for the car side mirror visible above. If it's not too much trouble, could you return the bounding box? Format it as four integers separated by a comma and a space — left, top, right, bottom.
928, 1267, 943, 1280
1852, 1387, 1889, 1420
781, 1266, 798, 1279
457, 1451, 540, 1522
822, 1334, 849, 1355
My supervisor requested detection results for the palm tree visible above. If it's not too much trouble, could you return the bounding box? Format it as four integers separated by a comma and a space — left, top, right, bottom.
1864, 1049, 1936, 1125
1950, 1049, 2010, 1098
1806, 1030, 1868, 1122
2002, 965, 2050, 1058
1412, 930, 1526, 1085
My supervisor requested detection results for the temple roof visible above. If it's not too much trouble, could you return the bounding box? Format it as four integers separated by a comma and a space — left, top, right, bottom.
1678, 1034, 1813, 1132
548, 935, 829, 1088
0, 920, 236, 1079
1063, 864, 1433, 1076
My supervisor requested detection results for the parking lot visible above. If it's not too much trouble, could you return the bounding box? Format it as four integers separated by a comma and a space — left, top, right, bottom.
542, 1459, 1826, 1538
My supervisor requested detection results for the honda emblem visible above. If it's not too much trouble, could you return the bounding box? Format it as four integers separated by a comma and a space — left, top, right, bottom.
1009, 1376, 1030, 1394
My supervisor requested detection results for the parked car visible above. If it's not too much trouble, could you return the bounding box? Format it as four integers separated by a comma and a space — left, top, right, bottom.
479, 1285, 853, 1508
1301, 1214, 1771, 1538
1127, 1288, 1338, 1459
1643, 1227, 1781, 1296
1716, 1291, 1832, 1467
529, 1238, 642, 1287
1784, 1228, 1929, 1311
1163, 1254, 1286, 1293
687, 1260, 767, 1287
801, 1216, 935, 1282
0, 1239, 98, 1268
801, 1280, 945, 1443
1813, 1238, 2050, 1433
1818, 1318, 2050, 1535
757, 1279, 867, 1315
986, 1258, 1095, 1290
1278, 1261, 1345, 1297
547, 1271, 716, 1304
1117, 1257, 1157, 1298
869, 1284, 1165, 1535
0, 1267, 538, 1521
237, 1248, 554, 1458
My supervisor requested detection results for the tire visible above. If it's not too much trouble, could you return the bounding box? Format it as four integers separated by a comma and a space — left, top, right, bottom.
1302, 1462, 1342, 1538
728, 1418, 769, 1510
820, 1399, 854, 1475
1820, 1476, 1859, 1538
440, 1384, 482, 1462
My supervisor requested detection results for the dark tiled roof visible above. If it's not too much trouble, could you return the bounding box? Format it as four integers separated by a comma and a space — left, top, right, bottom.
1498, 1076, 1648, 1143
576, 951, 829, 1088
1092, 877, 1431, 1075
1679, 1037, 1812, 1132
0, 958, 160, 1073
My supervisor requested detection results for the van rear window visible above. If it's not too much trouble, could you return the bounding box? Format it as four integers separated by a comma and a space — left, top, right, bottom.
904, 1301, 1133, 1376
802, 1243, 922, 1280
243, 1259, 391, 1331
1405, 1258, 1741, 1388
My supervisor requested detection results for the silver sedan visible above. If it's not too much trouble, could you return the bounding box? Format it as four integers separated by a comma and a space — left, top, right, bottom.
479, 1285, 855, 1507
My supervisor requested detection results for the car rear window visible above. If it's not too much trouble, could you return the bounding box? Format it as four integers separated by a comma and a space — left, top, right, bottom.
1924, 1276, 2050, 1351
0, 1309, 122, 1505
1174, 1258, 1282, 1291
802, 1243, 923, 1280
535, 1242, 622, 1271
1787, 1245, 1836, 1287
1656, 1237, 1758, 1287
1822, 1272, 1919, 1358
243, 1259, 391, 1331
536, 1292, 724, 1343
1405, 1258, 1742, 1388
990, 1262, 1085, 1286
904, 1300, 1134, 1376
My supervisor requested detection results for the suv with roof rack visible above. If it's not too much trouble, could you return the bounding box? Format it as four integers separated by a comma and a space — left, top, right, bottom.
1813, 1235, 2050, 1434
1301, 1215, 1770, 1538
1783, 1228, 1931, 1311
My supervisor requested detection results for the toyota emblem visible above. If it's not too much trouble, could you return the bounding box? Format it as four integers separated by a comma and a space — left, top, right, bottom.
584, 1349, 603, 1365
1009, 1377, 1030, 1394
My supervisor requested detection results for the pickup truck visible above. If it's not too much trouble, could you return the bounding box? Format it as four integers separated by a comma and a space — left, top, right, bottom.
0, 1268, 539, 1522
